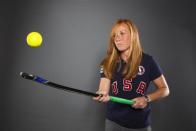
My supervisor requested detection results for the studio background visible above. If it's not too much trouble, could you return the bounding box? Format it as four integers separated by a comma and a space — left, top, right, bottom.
1, 0, 196, 131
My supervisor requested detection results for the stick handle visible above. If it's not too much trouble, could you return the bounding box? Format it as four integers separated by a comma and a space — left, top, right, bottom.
109, 96, 135, 105
20, 72, 135, 105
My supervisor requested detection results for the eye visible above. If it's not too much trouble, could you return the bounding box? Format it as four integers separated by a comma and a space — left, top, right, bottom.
120, 31, 126, 35
112, 34, 116, 39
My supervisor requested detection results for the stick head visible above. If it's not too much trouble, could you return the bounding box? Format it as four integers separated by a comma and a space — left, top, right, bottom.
20, 72, 35, 80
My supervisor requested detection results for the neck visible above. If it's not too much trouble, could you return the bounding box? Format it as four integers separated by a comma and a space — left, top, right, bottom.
120, 49, 130, 62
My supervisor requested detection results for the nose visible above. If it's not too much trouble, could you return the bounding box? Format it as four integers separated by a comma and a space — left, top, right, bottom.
115, 33, 121, 42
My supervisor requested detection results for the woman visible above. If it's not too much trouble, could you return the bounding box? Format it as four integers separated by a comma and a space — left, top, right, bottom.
93, 19, 170, 131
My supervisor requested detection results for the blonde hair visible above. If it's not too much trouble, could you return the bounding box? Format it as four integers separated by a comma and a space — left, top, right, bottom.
101, 19, 143, 79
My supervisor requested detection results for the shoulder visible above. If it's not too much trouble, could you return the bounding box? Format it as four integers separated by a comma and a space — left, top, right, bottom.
141, 52, 160, 67
142, 52, 153, 62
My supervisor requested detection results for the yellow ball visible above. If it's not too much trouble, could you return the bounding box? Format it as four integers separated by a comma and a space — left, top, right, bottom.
26, 32, 43, 47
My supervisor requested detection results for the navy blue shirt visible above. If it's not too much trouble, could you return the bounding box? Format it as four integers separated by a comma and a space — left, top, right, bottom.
100, 53, 162, 129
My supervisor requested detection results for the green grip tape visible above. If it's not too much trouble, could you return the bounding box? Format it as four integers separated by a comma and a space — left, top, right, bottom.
109, 96, 135, 105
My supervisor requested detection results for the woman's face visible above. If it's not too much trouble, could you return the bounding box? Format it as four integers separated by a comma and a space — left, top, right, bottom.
113, 24, 131, 52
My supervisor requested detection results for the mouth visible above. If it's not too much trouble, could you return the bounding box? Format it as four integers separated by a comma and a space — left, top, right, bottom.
116, 43, 124, 47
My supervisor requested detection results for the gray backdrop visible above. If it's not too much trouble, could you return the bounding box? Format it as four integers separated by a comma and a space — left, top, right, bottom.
1, 0, 196, 131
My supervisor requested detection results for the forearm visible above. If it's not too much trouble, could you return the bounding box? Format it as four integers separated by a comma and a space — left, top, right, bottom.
146, 75, 170, 102
147, 87, 169, 102
97, 78, 110, 93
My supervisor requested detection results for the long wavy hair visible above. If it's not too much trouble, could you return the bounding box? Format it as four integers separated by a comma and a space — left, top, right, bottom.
101, 19, 143, 79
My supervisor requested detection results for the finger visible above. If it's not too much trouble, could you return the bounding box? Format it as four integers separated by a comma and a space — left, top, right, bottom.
102, 96, 110, 102
132, 103, 138, 108
99, 94, 104, 97
132, 101, 140, 108
93, 94, 102, 100
99, 96, 106, 102
93, 97, 98, 101
133, 102, 146, 109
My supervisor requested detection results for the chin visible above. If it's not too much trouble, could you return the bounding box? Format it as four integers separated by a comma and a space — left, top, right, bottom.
117, 47, 128, 52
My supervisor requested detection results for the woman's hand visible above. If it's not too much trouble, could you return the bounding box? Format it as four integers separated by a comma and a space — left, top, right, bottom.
131, 96, 148, 109
93, 78, 111, 103
93, 90, 110, 103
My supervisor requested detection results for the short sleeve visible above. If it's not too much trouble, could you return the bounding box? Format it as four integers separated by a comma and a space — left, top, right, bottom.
99, 66, 106, 78
149, 56, 163, 81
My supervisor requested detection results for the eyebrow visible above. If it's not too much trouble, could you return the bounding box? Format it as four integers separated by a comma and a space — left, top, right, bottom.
119, 30, 127, 32
115, 30, 127, 34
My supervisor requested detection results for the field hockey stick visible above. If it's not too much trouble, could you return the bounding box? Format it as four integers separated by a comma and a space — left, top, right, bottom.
20, 72, 135, 105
